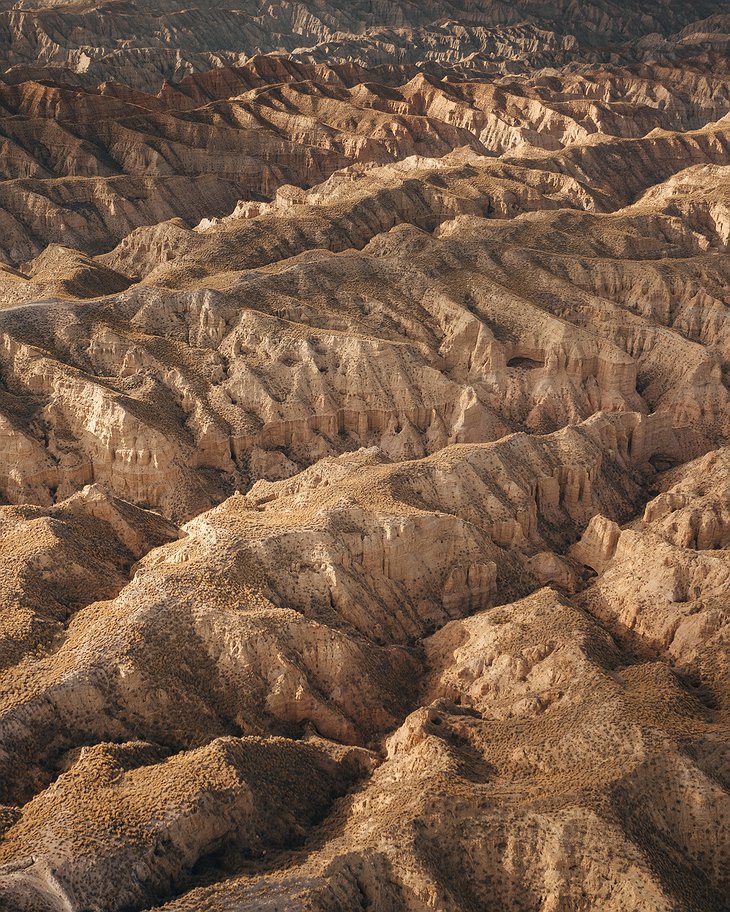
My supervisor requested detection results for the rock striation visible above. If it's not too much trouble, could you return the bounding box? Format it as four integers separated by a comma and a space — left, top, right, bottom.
0, 3, 728, 912
0, 1, 727, 90
0, 45, 727, 264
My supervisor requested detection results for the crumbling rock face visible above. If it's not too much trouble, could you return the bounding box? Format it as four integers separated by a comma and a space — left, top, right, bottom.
0, 413, 662, 800
1, 1, 728, 90
0, 3, 728, 912
2, 129, 728, 519
2, 414, 725, 910
573, 448, 730, 705
157, 589, 730, 912
0, 47, 728, 265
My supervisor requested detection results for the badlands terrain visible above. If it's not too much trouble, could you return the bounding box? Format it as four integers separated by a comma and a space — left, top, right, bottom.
0, 2, 729, 911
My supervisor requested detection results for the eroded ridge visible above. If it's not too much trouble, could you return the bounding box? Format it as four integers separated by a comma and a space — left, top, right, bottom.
0, 3, 728, 912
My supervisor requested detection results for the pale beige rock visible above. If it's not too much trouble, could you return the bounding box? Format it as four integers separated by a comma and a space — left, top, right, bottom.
0, 5, 728, 911
570, 514, 622, 573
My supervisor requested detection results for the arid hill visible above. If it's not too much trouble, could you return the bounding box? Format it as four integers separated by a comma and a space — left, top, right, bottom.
0, 2, 728, 911
1, 1, 727, 90
0, 49, 727, 265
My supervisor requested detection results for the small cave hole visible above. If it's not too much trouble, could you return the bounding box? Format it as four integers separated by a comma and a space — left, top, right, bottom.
649, 455, 678, 472
507, 356, 543, 369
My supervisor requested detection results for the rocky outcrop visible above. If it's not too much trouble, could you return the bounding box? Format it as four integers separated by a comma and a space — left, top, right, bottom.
569, 514, 622, 573
0, 1, 726, 90
0, 412, 664, 802
0, 4, 728, 911
2, 414, 728, 910
575, 448, 730, 702
153, 588, 730, 912
0, 49, 727, 265
0, 123, 726, 520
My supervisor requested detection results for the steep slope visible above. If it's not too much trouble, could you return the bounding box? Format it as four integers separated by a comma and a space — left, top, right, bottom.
0, 3, 728, 912
0, 423, 728, 911
0, 50, 727, 265
1, 121, 726, 520
0, 1, 727, 89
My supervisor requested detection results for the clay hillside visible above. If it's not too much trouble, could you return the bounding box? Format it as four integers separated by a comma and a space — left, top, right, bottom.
0, 2, 728, 911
